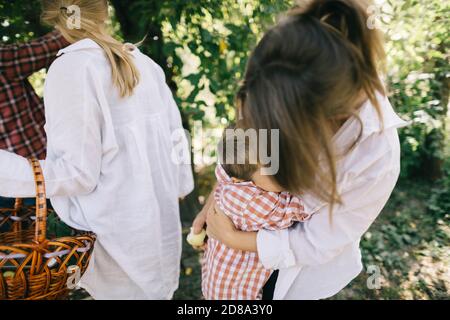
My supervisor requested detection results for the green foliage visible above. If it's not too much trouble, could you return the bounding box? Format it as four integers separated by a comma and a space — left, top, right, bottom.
2, 0, 448, 179
163, 0, 292, 122
344, 178, 449, 299
121, 0, 293, 123
0, 0, 49, 43
47, 211, 75, 238
427, 162, 450, 219
383, 0, 450, 178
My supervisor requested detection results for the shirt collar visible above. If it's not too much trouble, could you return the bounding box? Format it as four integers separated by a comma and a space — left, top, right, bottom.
303, 94, 408, 214
56, 38, 102, 57
334, 92, 409, 148
361, 92, 409, 133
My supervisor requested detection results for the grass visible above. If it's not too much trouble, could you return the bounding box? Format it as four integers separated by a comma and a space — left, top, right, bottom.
174, 176, 450, 300
332, 179, 449, 300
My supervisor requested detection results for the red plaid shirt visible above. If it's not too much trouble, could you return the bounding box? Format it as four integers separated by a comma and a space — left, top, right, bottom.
0, 31, 68, 159
202, 165, 311, 300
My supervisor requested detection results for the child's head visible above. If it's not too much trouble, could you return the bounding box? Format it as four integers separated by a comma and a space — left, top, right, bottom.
218, 128, 285, 192
237, 0, 385, 207
218, 128, 258, 182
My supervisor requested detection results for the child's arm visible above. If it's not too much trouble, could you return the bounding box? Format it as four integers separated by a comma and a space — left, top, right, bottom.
206, 195, 306, 253
242, 193, 310, 231
247, 169, 310, 229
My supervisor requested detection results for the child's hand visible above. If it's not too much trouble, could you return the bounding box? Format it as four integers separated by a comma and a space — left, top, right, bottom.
187, 227, 207, 247
191, 184, 218, 250
192, 209, 208, 235
191, 204, 211, 251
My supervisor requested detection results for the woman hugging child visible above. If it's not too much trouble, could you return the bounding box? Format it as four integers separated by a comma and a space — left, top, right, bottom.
191, 0, 406, 301
198, 129, 311, 300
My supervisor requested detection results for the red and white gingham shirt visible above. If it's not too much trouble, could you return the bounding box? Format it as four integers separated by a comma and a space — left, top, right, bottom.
202, 165, 311, 300
0, 31, 68, 159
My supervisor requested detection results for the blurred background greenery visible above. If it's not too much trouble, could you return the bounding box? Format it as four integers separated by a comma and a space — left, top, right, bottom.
1, 0, 448, 300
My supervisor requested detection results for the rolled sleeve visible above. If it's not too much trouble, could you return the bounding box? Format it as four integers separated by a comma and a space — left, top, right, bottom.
257, 169, 400, 269
257, 228, 297, 270
256, 126, 404, 270
0, 54, 102, 199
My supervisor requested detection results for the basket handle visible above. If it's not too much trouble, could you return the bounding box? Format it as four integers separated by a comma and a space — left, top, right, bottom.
28, 158, 48, 244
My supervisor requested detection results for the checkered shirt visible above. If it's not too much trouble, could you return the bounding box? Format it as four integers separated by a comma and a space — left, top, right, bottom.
0, 31, 68, 159
202, 165, 311, 300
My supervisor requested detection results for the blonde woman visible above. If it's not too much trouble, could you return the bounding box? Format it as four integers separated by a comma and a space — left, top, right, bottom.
0, 0, 194, 299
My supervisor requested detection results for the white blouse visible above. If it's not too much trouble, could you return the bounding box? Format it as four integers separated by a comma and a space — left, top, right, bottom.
0, 39, 194, 299
257, 93, 408, 300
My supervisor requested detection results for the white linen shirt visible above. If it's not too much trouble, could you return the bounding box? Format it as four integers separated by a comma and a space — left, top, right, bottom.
257, 93, 408, 300
0, 39, 194, 300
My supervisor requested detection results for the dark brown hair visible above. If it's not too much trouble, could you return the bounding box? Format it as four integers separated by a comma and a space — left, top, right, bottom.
238, 0, 386, 211
218, 128, 259, 181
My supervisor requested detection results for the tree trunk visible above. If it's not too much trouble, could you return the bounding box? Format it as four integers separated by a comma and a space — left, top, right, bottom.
422, 41, 449, 180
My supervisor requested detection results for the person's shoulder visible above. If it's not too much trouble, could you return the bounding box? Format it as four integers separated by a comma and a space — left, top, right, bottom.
50, 51, 90, 70
344, 129, 401, 185
133, 49, 166, 80
48, 39, 105, 74
360, 92, 408, 135
47, 53, 103, 88
46, 56, 95, 92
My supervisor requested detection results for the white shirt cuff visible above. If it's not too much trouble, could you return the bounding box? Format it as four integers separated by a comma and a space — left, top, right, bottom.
257, 229, 297, 270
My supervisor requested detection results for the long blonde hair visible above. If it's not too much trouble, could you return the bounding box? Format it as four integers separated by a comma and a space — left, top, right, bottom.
41, 0, 140, 97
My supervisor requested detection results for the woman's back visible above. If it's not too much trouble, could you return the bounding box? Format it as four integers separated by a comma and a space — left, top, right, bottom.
40, 39, 194, 299
0, 0, 194, 300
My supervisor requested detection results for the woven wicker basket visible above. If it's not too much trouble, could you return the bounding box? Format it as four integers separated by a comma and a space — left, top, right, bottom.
0, 158, 96, 300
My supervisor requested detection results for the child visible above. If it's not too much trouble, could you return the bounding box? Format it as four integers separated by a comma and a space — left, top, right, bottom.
201, 130, 310, 300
